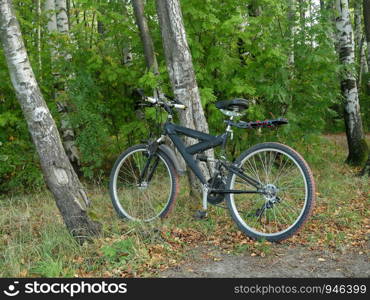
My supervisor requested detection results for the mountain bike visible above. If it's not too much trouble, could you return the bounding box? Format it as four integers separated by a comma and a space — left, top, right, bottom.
109, 92, 316, 242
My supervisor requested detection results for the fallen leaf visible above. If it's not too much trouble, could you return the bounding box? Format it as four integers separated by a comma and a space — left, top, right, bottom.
318, 258, 326, 262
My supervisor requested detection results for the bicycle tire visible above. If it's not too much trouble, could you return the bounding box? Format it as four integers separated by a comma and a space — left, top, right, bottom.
109, 144, 178, 222
226, 142, 315, 242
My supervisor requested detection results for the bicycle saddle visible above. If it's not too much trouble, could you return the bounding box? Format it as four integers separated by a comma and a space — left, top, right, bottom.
215, 98, 249, 117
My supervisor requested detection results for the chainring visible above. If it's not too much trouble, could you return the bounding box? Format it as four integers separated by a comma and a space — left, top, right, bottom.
207, 176, 226, 205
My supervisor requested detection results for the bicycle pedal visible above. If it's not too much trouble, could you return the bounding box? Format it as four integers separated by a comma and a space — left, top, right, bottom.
193, 210, 208, 220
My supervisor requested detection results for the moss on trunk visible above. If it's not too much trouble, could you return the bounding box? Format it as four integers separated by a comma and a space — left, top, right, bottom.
346, 138, 369, 166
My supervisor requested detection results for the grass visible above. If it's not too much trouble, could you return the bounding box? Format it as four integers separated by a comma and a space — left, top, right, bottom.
0, 134, 369, 277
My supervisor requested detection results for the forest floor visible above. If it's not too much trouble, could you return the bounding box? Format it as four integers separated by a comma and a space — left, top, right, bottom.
159, 242, 369, 278
0, 134, 369, 278
160, 133, 370, 278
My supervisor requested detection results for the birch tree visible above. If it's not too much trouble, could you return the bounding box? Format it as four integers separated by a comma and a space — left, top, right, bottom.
45, 0, 57, 32
44, 0, 80, 170
155, 0, 214, 194
354, 0, 368, 87
361, 0, 370, 175
55, 0, 69, 34
0, 0, 101, 241
335, 0, 368, 166
288, 0, 296, 67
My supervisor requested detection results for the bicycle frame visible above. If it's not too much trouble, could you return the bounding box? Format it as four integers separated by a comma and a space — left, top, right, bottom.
162, 122, 263, 192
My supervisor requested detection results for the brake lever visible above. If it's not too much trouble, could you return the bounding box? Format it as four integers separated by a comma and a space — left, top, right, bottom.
137, 103, 153, 108
162, 93, 184, 106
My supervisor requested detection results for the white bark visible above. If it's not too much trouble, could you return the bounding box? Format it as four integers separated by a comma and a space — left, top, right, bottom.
336, 0, 367, 165
359, 36, 369, 87
44, 0, 57, 32
37, 0, 42, 73
55, 0, 69, 34
354, 0, 362, 51
44, 0, 79, 167
0, 0, 100, 240
288, 0, 296, 66
354, 0, 368, 86
156, 0, 214, 192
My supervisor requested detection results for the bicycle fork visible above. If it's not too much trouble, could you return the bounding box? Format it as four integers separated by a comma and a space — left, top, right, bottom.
139, 153, 160, 186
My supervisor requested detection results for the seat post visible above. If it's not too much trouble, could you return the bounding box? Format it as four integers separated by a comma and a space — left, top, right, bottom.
226, 116, 234, 140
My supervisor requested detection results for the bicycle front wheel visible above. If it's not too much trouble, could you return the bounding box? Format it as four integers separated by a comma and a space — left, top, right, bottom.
109, 144, 178, 222
226, 142, 315, 242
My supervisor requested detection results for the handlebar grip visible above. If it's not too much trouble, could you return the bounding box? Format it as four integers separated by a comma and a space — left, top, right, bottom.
145, 97, 157, 104
145, 96, 186, 110
173, 103, 187, 110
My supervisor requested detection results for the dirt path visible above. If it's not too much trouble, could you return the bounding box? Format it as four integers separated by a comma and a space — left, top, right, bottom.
159, 245, 370, 278
159, 134, 370, 278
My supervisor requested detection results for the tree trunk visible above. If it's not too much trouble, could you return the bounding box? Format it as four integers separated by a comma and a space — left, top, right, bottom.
132, 0, 159, 74
364, 0, 370, 68
248, 0, 261, 17
155, 0, 214, 194
45, 0, 80, 170
37, 0, 42, 74
335, 0, 368, 166
288, 0, 296, 66
120, 1, 133, 65
298, 0, 306, 44
320, 0, 325, 12
44, 0, 57, 32
359, 35, 369, 88
354, 0, 368, 87
132, 0, 186, 171
0, 0, 101, 242
355, 0, 362, 54
55, 0, 69, 34
361, 0, 370, 176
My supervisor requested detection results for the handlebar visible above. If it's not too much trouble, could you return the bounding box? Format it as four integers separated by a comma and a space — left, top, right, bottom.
144, 95, 187, 111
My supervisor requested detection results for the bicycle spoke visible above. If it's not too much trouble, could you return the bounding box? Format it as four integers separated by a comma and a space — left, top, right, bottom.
229, 145, 311, 240
112, 148, 173, 221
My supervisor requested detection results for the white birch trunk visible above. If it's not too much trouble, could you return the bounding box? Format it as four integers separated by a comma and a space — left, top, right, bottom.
55, 0, 69, 34
44, 0, 57, 32
155, 0, 214, 194
336, 0, 368, 166
354, 0, 368, 86
359, 36, 369, 87
355, 0, 362, 52
45, 0, 79, 168
0, 0, 100, 240
37, 0, 42, 73
288, 0, 296, 66
361, 0, 370, 175
121, 1, 133, 65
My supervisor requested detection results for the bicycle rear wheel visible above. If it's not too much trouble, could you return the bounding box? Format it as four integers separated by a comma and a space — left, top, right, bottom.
109, 144, 178, 222
226, 142, 315, 242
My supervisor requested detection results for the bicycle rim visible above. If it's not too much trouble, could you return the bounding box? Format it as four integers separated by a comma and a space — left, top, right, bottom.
111, 148, 173, 222
229, 147, 308, 238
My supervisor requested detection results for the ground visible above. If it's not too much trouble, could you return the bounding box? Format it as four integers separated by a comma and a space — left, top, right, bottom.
159, 133, 370, 278
160, 245, 369, 278
0, 133, 369, 278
